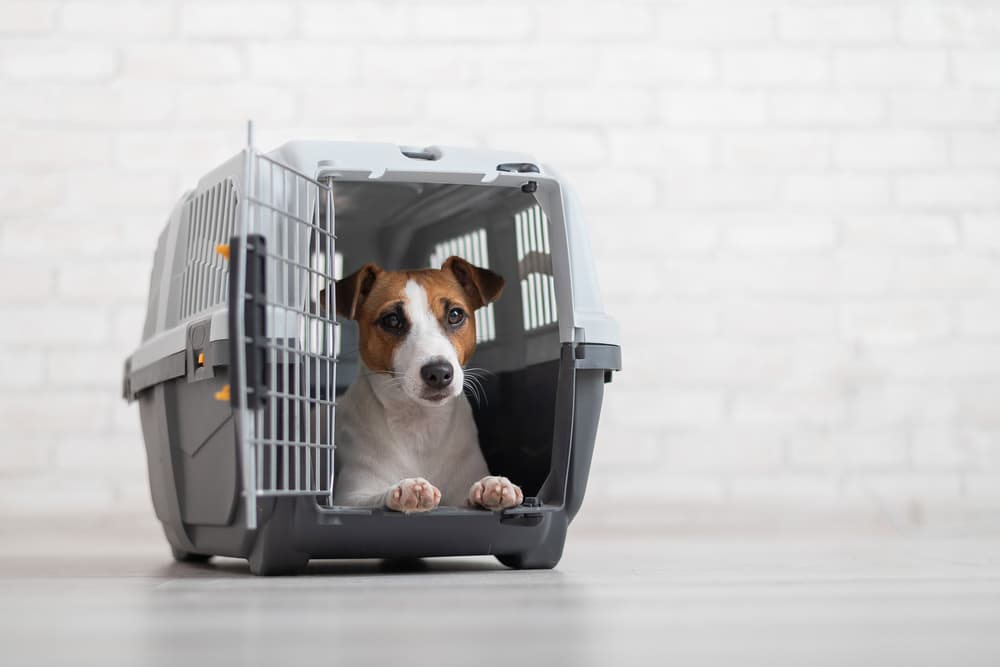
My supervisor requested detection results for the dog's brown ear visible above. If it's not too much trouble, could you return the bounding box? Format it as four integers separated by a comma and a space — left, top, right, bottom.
335, 263, 382, 320
442, 256, 504, 310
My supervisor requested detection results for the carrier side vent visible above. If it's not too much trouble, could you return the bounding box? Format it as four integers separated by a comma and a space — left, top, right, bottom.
429, 228, 496, 343
515, 205, 558, 331
179, 178, 238, 321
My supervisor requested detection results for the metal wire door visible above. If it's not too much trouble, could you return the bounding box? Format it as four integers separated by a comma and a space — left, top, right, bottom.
233, 133, 337, 529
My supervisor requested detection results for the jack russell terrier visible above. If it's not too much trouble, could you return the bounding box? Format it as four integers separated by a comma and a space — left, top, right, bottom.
331, 256, 524, 513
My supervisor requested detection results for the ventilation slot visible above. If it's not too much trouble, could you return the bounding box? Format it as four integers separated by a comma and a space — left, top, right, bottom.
179, 178, 238, 321
515, 205, 558, 331
429, 228, 496, 343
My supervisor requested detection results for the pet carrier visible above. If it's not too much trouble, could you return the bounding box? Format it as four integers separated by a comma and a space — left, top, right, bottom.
122, 125, 621, 575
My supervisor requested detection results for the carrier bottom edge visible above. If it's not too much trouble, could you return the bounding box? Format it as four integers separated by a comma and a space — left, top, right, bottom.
161, 500, 568, 572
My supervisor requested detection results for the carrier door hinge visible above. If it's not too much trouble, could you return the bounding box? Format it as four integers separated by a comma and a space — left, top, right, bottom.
227, 234, 268, 409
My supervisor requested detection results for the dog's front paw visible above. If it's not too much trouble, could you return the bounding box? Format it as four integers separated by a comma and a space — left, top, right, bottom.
469, 475, 523, 510
386, 477, 441, 513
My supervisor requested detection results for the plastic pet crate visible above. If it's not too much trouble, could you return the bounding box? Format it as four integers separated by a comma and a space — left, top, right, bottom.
122, 125, 621, 575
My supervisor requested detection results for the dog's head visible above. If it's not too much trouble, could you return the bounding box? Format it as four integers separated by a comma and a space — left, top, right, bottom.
335, 257, 504, 407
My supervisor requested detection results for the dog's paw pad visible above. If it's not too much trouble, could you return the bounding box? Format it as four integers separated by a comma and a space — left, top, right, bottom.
386, 478, 441, 513
469, 475, 523, 510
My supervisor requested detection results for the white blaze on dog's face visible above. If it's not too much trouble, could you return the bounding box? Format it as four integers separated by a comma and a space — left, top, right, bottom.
336, 256, 504, 407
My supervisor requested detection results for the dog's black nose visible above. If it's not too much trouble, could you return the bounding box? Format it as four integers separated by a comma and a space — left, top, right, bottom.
420, 361, 454, 389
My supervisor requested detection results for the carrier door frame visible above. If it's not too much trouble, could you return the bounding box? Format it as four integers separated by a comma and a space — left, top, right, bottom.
232, 132, 338, 530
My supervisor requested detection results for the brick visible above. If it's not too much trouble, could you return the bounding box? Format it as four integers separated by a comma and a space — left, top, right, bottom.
604, 388, 725, 429
963, 214, 1000, 246
835, 131, 948, 168
608, 129, 713, 168
778, 5, 894, 42
0, 42, 116, 79
361, 45, 480, 84
954, 51, 1000, 85
848, 383, 958, 426
784, 173, 891, 206
952, 131, 1000, 166
722, 49, 828, 84
179, 2, 292, 37
53, 434, 146, 474
0, 82, 174, 126
0, 306, 109, 343
0, 348, 45, 388
719, 301, 836, 337
115, 129, 245, 171
854, 472, 962, 505
888, 254, 1000, 292
0, 260, 54, 303
723, 218, 837, 252
910, 427, 979, 469
2, 129, 112, 167
0, 216, 160, 260
614, 300, 717, 341
121, 43, 242, 81
0, 391, 110, 436
176, 84, 296, 125
0, 2, 56, 33
897, 172, 1000, 207
655, 7, 773, 43
538, 3, 651, 39
842, 214, 958, 248
888, 90, 1000, 125
598, 47, 715, 83
721, 131, 831, 168
571, 170, 657, 212
248, 44, 357, 82
771, 91, 883, 126
0, 475, 116, 514
659, 90, 767, 125
662, 170, 779, 207
958, 300, 1000, 335
111, 306, 145, 347
486, 128, 606, 166
426, 88, 540, 124
901, 7, 1000, 44
411, 5, 532, 40
543, 87, 650, 124
859, 341, 1000, 378
591, 216, 718, 255
301, 87, 422, 124
662, 427, 785, 472
840, 302, 952, 344
841, 429, 910, 468
46, 347, 122, 388
60, 2, 174, 36
301, 2, 412, 40
957, 382, 1000, 427
731, 390, 846, 426
835, 50, 948, 85
56, 260, 150, 304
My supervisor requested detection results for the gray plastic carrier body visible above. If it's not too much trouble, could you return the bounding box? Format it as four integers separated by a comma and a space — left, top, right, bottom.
123, 129, 621, 575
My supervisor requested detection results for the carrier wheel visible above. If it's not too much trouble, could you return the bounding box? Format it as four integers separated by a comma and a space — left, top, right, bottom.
170, 546, 213, 563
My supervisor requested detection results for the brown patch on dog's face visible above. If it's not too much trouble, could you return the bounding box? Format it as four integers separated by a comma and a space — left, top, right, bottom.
336, 257, 504, 390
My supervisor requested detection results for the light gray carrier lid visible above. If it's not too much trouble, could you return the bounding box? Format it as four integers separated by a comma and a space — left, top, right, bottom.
123, 140, 621, 392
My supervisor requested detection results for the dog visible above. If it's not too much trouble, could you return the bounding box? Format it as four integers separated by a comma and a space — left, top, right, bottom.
331, 256, 524, 513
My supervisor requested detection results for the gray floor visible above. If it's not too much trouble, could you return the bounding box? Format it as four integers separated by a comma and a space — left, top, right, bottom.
2, 514, 1000, 666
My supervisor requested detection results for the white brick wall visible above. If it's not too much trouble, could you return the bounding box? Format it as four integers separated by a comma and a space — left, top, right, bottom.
2, 0, 999, 523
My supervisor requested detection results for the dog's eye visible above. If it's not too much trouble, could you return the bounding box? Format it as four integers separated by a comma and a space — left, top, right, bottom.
380, 312, 403, 330
447, 307, 466, 326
